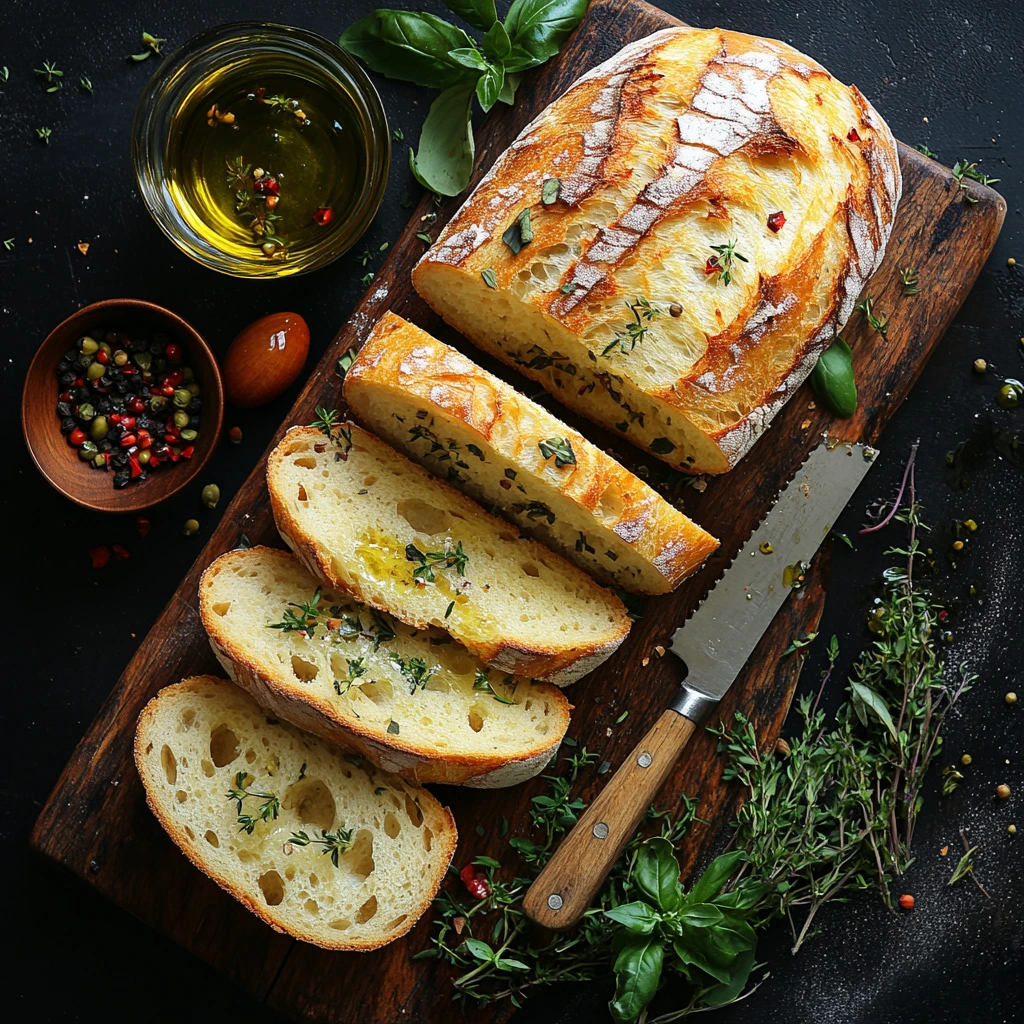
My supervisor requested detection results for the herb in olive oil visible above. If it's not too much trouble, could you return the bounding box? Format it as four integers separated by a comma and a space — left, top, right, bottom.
165, 60, 364, 265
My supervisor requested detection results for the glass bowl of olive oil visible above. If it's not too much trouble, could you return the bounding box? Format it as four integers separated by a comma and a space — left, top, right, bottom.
133, 23, 390, 278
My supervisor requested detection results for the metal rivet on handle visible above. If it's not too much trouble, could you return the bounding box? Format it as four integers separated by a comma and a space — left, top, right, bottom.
547, 894, 564, 911
637, 752, 653, 768
593, 822, 610, 840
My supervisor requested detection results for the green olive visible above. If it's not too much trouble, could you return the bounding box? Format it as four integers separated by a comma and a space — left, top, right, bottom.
90, 416, 109, 442
173, 410, 190, 429
113, 350, 129, 367
87, 362, 106, 381
149, 395, 169, 414
78, 336, 99, 355
183, 518, 200, 536
137, 448, 151, 465
92, 453, 106, 468
173, 388, 192, 408
77, 403, 96, 422
180, 428, 198, 442
201, 483, 220, 509
78, 440, 99, 461
996, 380, 1022, 410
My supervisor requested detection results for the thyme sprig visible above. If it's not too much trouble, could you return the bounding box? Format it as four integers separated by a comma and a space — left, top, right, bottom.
34, 60, 63, 91
310, 406, 353, 456
899, 266, 920, 295
392, 653, 435, 693
226, 156, 287, 256
951, 159, 1000, 204
856, 296, 889, 339
473, 669, 517, 706
267, 588, 323, 633
130, 31, 166, 62
405, 540, 469, 583
334, 656, 367, 696
227, 772, 281, 834
602, 297, 663, 357
290, 827, 355, 867
706, 239, 748, 286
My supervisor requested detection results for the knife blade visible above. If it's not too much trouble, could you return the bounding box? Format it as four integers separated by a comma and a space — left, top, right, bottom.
523, 440, 878, 930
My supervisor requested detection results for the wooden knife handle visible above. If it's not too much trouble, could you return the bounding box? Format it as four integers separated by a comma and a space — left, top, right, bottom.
523, 708, 697, 930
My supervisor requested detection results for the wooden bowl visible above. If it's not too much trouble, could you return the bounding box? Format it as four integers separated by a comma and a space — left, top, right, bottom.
22, 299, 224, 513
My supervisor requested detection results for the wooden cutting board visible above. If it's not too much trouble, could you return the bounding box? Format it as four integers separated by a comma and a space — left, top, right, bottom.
31, 2, 1004, 1021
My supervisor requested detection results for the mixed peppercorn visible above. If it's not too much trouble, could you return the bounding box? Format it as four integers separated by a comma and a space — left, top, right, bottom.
55, 329, 202, 488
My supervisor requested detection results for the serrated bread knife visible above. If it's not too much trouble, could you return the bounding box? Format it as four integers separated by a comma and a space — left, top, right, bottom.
523, 441, 879, 929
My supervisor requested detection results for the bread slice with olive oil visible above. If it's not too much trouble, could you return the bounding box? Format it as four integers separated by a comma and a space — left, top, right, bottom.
344, 313, 719, 595
200, 546, 571, 787
134, 675, 457, 951
267, 423, 630, 685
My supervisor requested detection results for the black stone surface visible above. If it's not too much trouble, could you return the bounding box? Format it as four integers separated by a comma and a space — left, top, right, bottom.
2, 2, 1020, 1022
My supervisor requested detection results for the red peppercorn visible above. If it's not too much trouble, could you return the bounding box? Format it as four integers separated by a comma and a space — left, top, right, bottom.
138, 432, 153, 449
898, 894, 915, 909
164, 370, 183, 387
95, 349, 110, 365
847, 128, 861, 142
313, 206, 333, 226
120, 433, 138, 447
181, 445, 195, 459
112, 543, 131, 560
161, 384, 175, 397
110, 413, 123, 424
128, 396, 146, 413
255, 175, 280, 196
938, 609, 949, 621
704, 257, 720, 275
128, 453, 143, 477
136, 516, 151, 537
164, 433, 179, 445
89, 545, 111, 568
459, 863, 491, 900
60, 391, 74, 402
69, 427, 87, 446
122, 365, 136, 375
164, 343, 181, 362
767, 210, 786, 232
121, 416, 136, 429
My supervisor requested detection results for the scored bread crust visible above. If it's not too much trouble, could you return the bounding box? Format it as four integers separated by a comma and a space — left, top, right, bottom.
412, 27, 902, 475
134, 676, 457, 951
344, 312, 719, 594
267, 424, 631, 684
199, 546, 571, 788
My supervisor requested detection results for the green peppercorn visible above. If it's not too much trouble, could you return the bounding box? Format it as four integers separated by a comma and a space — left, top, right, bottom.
77, 402, 96, 422
186, 381, 201, 397
149, 395, 169, 414
183, 518, 200, 536
201, 483, 220, 509
137, 449, 151, 465
173, 410, 190, 429
87, 362, 106, 381
77, 352, 94, 369
180, 428, 198, 442
78, 336, 99, 355
996, 381, 1022, 410
133, 351, 152, 372
173, 388, 192, 408
182, 366, 195, 382
92, 453, 106, 468
113, 349, 129, 367
78, 440, 99, 461
90, 416, 109, 442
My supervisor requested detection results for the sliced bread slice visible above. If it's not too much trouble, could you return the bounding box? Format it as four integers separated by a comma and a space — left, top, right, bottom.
344, 313, 719, 594
267, 423, 630, 685
200, 546, 571, 787
134, 676, 457, 951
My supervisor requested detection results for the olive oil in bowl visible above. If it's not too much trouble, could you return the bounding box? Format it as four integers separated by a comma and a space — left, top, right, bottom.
133, 24, 389, 278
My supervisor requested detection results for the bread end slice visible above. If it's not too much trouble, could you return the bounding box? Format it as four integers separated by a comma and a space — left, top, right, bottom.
134, 676, 456, 951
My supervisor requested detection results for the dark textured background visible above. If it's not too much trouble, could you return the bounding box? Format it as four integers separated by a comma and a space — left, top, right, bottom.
2, 1, 1020, 1021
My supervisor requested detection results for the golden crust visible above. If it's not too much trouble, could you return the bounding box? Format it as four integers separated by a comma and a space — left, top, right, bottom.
413, 27, 901, 474
199, 547, 571, 787
345, 313, 718, 593
267, 425, 631, 684
133, 676, 458, 952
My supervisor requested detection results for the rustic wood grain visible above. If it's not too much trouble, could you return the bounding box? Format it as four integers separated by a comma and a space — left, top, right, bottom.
31, 1, 1005, 1022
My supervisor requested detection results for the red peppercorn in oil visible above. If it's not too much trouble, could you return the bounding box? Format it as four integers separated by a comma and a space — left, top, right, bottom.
163, 57, 363, 267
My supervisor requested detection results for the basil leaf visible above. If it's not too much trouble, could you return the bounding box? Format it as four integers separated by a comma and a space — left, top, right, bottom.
504, 0, 589, 62
604, 900, 660, 935
340, 11, 477, 90
672, 936, 733, 985
609, 936, 664, 1023
444, 0, 498, 31
503, 42, 548, 73
678, 902, 725, 927
686, 850, 743, 905
810, 336, 857, 417
634, 836, 683, 912
702, 948, 757, 1006
482, 21, 512, 61
448, 46, 490, 71
475, 61, 506, 112
409, 83, 476, 197
497, 70, 521, 104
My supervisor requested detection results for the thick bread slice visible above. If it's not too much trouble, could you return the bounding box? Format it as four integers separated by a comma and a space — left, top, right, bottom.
134, 676, 456, 951
200, 546, 570, 787
344, 313, 719, 594
412, 28, 901, 475
267, 424, 630, 685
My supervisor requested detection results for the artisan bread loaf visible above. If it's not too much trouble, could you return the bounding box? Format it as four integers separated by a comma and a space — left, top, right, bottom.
412, 27, 901, 475
344, 313, 718, 594
267, 423, 630, 684
134, 676, 456, 950
200, 546, 570, 787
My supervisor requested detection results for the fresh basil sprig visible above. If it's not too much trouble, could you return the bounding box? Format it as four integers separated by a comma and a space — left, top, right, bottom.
605, 842, 769, 1023
341, 0, 589, 196
810, 336, 857, 417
